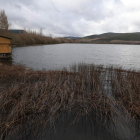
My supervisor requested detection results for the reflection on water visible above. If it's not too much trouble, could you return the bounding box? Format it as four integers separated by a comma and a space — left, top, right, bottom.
11, 44, 140, 71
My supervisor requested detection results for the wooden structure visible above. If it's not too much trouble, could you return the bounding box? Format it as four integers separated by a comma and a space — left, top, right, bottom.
0, 35, 12, 58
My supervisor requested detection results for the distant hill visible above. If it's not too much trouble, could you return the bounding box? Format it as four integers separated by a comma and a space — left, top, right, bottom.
95, 33, 140, 41
83, 32, 123, 39
64, 36, 82, 39
55, 32, 140, 41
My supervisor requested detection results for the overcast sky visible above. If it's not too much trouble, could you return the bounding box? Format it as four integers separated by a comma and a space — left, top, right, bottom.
0, 0, 140, 37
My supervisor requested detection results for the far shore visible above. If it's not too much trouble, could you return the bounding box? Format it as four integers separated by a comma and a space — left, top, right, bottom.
78, 40, 140, 45
11, 40, 140, 47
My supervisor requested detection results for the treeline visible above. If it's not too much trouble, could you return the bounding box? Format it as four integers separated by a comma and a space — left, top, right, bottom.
1, 31, 80, 46
0, 30, 81, 47
1, 32, 61, 46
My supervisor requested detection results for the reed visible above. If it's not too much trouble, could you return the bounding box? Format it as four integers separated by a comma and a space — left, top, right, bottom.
0, 64, 140, 139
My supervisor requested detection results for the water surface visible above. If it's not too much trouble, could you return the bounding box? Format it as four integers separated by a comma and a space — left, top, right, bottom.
11, 43, 140, 70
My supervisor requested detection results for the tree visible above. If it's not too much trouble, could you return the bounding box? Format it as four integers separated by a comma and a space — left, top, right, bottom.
39, 28, 43, 36
0, 10, 9, 31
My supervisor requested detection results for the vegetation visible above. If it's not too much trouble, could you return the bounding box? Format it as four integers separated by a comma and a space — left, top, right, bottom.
0, 64, 140, 139
4, 32, 60, 46
56, 37, 79, 43
0, 29, 78, 47
0, 10, 9, 32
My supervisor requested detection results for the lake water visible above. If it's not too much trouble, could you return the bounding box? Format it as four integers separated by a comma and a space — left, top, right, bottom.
11, 43, 140, 71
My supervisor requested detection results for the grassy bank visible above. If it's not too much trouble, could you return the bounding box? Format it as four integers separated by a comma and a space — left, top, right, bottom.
0, 64, 140, 139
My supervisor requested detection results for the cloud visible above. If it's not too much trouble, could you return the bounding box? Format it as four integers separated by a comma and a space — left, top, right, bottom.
0, 0, 140, 37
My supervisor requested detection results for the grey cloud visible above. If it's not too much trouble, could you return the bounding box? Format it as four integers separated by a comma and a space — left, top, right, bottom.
0, 0, 140, 37
14, 4, 21, 10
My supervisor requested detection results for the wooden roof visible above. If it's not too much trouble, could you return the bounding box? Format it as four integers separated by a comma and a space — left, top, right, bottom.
0, 35, 11, 40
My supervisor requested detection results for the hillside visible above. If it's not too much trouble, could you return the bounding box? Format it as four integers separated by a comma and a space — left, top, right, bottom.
79, 32, 140, 44
64, 36, 82, 39
95, 33, 140, 41
83, 32, 123, 39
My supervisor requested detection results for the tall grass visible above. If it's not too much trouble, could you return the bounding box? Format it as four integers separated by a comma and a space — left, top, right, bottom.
0, 64, 140, 139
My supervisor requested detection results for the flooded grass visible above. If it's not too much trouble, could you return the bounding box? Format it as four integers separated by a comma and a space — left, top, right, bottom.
0, 64, 140, 140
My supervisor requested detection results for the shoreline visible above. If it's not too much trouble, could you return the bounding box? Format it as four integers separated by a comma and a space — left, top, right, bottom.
11, 42, 62, 47
12, 41, 140, 47
78, 40, 140, 45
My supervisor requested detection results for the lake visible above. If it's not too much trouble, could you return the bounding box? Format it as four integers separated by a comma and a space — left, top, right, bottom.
11, 43, 140, 71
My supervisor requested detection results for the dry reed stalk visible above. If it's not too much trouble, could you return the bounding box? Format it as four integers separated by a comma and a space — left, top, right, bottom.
0, 64, 140, 139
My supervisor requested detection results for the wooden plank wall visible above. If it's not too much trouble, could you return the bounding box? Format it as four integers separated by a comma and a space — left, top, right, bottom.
0, 44, 11, 53
0, 37, 11, 54
0, 37, 11, 44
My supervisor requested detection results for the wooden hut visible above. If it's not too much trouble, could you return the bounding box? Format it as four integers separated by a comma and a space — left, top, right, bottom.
0, 35, 12, 58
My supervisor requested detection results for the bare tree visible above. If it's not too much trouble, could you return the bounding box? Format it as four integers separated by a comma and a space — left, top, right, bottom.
39, 28, 43, 36
24, 27, 27, 33
0, 10, 9, 32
